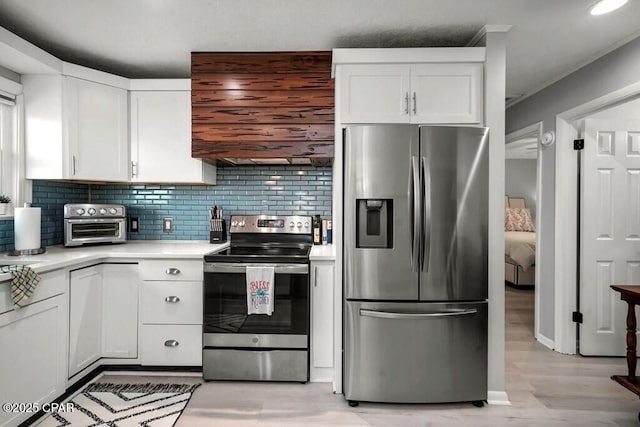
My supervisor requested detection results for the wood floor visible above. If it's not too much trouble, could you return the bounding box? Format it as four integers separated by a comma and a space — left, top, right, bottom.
61, 286, 640, 426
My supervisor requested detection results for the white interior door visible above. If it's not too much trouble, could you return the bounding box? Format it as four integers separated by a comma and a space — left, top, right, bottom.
580, 118, 640, 356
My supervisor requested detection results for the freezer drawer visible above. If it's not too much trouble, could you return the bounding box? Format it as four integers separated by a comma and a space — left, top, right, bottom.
344, 301, 487, 404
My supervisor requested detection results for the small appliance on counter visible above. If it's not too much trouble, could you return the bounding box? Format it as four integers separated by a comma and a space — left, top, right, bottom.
63, 203, 127, 247
209, 205, 226, 243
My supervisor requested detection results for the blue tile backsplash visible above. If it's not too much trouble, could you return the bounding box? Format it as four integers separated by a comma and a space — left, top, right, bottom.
91, 166, 332, 240
0, 220, 14, 252
4, 166, 332, 250
33, 181, 90, 246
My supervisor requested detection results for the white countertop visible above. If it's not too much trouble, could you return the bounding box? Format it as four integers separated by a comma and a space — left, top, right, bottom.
0, 240, 334, 282
0, 240, 230, 281
310, 244, 336, 261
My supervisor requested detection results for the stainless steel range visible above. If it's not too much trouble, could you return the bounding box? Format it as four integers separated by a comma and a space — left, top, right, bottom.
202, 214, 312, 382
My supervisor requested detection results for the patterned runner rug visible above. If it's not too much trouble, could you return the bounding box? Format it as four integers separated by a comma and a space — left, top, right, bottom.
39, 382, 200, 427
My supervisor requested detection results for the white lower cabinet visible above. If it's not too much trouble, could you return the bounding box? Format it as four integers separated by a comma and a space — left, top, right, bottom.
70, 263, 140, 378
0, 271, 67, 427
69, 265, 103, 378
140, 324, 202, 366
310, 260, 335, 382
140, 281, 202, 325
102, 264, 139, 358
139, 259, 203, 366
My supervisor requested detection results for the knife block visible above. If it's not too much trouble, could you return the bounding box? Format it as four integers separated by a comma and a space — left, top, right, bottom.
210, 219, 227, 243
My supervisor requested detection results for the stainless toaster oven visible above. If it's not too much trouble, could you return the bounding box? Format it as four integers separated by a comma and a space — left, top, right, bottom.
63, 204, 127, 247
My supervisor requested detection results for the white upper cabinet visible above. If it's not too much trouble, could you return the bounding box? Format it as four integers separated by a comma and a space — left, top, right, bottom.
65, 77, 129, 181
339, 64, 410, 123
130, 89, 216, 184
338, 61, 483, 125
410, 63, 483, 124
23, 74, 129, 181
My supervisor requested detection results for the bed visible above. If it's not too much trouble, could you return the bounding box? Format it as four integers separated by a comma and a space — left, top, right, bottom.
505, 196, 536, 287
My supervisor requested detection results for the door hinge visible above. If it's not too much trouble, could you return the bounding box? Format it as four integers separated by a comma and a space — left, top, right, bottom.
574, 139, 584, 150
572, 311, 583, 323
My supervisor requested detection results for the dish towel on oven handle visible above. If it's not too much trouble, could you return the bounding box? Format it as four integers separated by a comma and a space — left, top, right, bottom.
246, 266, 275, 316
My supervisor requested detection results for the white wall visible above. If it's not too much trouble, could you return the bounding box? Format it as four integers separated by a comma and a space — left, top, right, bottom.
505, 35, 640, 345
505, 159, 536, 218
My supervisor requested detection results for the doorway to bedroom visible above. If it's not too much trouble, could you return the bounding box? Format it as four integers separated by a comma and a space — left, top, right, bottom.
505, 122, 543, 345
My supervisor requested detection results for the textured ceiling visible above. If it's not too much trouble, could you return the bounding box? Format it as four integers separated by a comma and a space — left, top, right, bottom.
0, 0, 639, 101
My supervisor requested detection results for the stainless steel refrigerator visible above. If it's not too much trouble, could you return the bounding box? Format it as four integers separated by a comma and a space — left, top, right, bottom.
343, 124, 489, 406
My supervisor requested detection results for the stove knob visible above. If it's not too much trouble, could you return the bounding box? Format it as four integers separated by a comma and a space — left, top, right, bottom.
232, 221, 238, 227
109, 207, 117, 215
304, 221, 309, 229
87, 208, 96, 215
289, 221, 295, 228
75, 208, 85, 215
99, 208, 107, 215
296, 222, 302, 228
239, 220, 246, 227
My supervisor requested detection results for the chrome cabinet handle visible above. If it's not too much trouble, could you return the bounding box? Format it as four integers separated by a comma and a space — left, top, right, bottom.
131, 161, 137, 178
165, 268, 180, 275
412, 92, 417, 114
405, 92, 409, 114
164, 340, 179, 347
165, 296, 180, 303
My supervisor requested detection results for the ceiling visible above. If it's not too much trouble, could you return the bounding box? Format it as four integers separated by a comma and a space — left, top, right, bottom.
0, 0, 639, 103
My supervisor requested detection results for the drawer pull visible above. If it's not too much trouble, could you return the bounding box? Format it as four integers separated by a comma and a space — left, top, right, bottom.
164, 340, 179, 347
165, 296, 180, 303
165, 268, 181, 275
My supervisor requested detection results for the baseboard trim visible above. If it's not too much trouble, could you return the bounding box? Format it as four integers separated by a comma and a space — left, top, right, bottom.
487, 390, 511, 405
536, 333, 555, 350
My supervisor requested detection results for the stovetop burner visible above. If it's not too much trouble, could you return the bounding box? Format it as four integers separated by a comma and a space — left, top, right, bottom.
204, 215, 313, 264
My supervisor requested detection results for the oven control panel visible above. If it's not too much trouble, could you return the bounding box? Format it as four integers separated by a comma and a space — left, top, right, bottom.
230, 215, 312, 234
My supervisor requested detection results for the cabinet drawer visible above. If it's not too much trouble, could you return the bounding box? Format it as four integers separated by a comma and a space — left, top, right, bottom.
139, 259, 202, 281
141, 324, 202, 366
141, 281, 202, 324
0, 269, 66, 315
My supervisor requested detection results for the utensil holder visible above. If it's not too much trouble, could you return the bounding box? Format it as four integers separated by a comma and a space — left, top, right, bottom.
210, 219, 227, 243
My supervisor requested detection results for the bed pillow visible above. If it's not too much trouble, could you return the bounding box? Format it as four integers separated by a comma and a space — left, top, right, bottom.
505, 208, 536, 232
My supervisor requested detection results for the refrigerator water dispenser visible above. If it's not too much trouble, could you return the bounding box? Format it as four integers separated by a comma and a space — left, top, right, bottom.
356, 199, 393, 248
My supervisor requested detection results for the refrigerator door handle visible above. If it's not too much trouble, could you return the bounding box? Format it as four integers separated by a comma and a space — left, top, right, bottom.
410, 156, 420, 272
360, 308, 477, 319
421, 156, 432, 272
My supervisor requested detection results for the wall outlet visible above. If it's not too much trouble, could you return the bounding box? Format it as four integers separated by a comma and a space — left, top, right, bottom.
163, 217, 174, 233
129, 216, 139, 233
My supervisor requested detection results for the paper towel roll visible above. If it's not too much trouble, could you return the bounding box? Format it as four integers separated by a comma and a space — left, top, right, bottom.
14, 207, 41, 251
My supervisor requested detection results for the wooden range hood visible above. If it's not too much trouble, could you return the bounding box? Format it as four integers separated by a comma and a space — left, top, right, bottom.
191, 51, 334, 165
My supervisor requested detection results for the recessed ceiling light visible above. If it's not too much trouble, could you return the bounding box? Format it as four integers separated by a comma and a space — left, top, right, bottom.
590, 0, 628, 15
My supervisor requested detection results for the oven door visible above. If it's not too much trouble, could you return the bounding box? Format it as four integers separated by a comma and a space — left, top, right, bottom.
203, 262, 309, 349
64, 218, 127, 247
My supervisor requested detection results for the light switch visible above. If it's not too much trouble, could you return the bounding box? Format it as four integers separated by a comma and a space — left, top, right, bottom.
129, 216, 139, 232
163, 217, 173, 233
